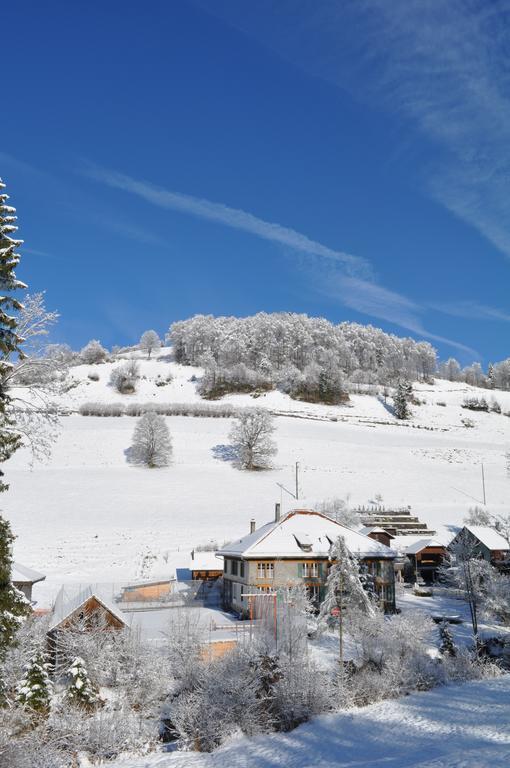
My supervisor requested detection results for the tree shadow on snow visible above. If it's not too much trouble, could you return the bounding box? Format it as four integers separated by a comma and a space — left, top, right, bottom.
212, 444, 239, 464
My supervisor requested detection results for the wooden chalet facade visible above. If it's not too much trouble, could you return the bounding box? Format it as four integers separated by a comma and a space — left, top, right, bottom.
404, 539, 448, 583
218, 507, 396, 614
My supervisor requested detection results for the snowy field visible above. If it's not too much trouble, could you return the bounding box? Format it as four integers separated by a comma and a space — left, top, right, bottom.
4, 351, 510, 606
110, 676, 510, 768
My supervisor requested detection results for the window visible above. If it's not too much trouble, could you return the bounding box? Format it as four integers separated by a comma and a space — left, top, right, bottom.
231, 559, 238, 576
257, 562, 274, 579
302, 562, 319, 578
240, 561, 245, 578
224, 559, 229, 574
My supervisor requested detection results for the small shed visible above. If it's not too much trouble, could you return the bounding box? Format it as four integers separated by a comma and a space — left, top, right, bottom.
12, 562, 46, 602
405, 539, 448, 583
49, 585, 129, 635
190, 550, 223, 581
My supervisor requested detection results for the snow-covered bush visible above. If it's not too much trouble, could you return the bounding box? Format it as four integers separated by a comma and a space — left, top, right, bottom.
79, 401, 124, 416
462, 396, 489, 412
87, 370, 99, 381
347, 610, 439, 705
80, 339, 108, 364
129, 411, 172, 467
109, 360, 140, 394
229, 408, 277, 470
169, 648, 264, 751
79, 401, 246, 418
139, 329, 162, 358
199, 362, 272, 399
490, 396, 501, 413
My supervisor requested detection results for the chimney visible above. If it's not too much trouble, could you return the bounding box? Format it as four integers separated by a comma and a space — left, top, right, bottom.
275, 502, 281, 523
250, 519, 256, 534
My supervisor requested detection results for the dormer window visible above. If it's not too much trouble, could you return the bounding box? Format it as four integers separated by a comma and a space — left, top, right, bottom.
293, 533, 313, 552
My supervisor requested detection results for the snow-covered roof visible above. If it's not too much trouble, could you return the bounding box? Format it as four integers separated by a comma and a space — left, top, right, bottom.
190, 551, 223, 571
49, 585, 130, 631
463, 526, 510, 551
11, 562, 46, 585
218, 509, 395, 560
359, 526, 395, 537
405, 538, 446, 555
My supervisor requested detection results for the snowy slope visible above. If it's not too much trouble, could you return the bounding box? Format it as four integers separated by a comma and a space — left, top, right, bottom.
4, 349, 510, 605
110, 676, 510, 768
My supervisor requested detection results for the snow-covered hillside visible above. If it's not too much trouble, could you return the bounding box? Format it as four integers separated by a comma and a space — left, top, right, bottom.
4, 348, 510, 605
111, 676, 510, 768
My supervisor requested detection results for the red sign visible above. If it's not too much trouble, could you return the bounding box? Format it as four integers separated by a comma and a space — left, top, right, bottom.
331, 607, 340, 617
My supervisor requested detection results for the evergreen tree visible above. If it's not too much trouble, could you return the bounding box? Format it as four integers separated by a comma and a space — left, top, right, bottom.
0, 177, 26, 492
393, 379, 412, 420
0, 518, 31, 668
0, 181, 30, 698
67, 656, 101, 711
17, 650, 53, 715
439, 621, 456, 657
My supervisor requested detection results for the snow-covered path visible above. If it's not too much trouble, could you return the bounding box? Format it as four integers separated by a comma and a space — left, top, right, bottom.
113, 677, 510, 768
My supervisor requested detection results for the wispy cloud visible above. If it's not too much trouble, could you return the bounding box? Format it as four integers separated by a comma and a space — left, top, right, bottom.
431, 300, 510, 324
320, 273, 478, 357
84, 163, 477, 357
205, 0, 510, 261
82, 163, 371, 279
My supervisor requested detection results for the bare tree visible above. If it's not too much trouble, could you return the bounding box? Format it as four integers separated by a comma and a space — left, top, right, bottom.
1, 293, 66, 462
130, 411, 172, 467
139, 330, 161, 359
229, 408, 277, 470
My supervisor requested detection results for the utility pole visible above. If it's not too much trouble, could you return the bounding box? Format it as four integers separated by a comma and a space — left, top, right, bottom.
295, 461, 299, 500
481, 463, 487, 506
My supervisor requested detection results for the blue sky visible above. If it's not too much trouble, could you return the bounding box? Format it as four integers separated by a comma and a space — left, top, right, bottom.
2, 0, 510, 364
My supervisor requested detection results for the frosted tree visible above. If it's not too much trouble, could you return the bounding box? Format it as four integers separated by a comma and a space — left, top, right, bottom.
229, 408, 277, 470
139, 329, 161, 358
439, 621, 456, 657
66, 656, 101, 711
439, 357, 461, 382
80, 339, 108, 364
2, 293, 65, 462
393, 379, 412, 420
17, 651, 53, 715
314, 495, 359, 527
130, 411, 172, 467
319, 536, 375, 670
